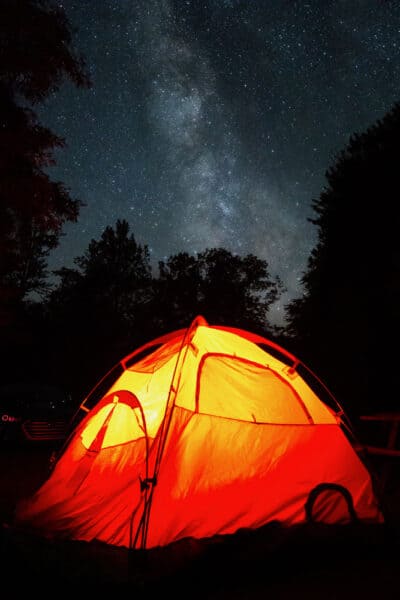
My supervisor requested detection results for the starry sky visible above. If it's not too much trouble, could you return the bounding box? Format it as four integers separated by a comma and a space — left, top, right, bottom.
39, 0, 400, 325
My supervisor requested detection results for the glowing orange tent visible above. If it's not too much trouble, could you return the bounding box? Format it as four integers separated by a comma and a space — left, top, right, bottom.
15, 316, 383, 549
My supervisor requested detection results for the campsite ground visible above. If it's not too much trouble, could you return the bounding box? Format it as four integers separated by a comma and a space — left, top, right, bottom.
0, 442, 399, 597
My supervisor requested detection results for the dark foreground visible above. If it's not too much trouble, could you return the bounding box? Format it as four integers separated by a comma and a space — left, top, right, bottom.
1, 443, 399, 597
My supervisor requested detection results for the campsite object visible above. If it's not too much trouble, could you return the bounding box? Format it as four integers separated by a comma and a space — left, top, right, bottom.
14, 316, 383, 549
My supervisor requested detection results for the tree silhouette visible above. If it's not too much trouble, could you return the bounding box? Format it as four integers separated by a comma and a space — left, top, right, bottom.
0, 0, 90, 326
155, 247, 283, 335
73, 219, 152, 320
154, 252, 201, 331
285, 102, 400, 416
45, 220, 153, 397
42, 224, 283, 399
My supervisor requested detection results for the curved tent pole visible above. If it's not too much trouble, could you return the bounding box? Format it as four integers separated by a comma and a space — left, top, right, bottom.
120, 328, 188, 369
133, 315, 208, 549
213, 325, 354, 429
152, 315, 209, 471
215, 324, 354, 436
211, 324, 299, 363
129, 399, 150, 550
49, 330, 187, 472
297, 361, 355, 438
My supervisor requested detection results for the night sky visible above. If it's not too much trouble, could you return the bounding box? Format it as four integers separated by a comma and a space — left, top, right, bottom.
39, 0, 400, 325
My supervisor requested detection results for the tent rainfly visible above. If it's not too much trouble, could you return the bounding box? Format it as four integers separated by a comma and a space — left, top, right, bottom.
14, 316, 383, 549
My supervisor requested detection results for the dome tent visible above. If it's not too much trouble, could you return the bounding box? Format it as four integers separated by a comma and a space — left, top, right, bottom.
14, 316, 383, 549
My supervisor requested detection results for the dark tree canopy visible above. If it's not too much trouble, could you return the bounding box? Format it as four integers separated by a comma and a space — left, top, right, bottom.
285, 102, 400, 416
45, 220, 153, 396
0, 0, 90, 102
50, 219, 152, 321
38, 222, 283, 399
156, 247, 283, 335
0, 90, 80, 299
0, 0, 90, 324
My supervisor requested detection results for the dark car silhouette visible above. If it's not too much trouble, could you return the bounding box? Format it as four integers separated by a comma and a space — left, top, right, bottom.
0, 383, 74, 443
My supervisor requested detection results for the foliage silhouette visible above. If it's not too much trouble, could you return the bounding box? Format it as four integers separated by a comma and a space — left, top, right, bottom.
39, 222, 283, 400
155, 247, 283, 335
285, 102, 400, 416
44, 220, 153, 398
0, 0, 90, 329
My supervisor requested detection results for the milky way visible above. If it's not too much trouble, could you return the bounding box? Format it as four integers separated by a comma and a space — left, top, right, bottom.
39, 0, 400, 325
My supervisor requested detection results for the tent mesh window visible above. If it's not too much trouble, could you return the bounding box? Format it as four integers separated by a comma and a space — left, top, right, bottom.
196, 353, 310, 424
